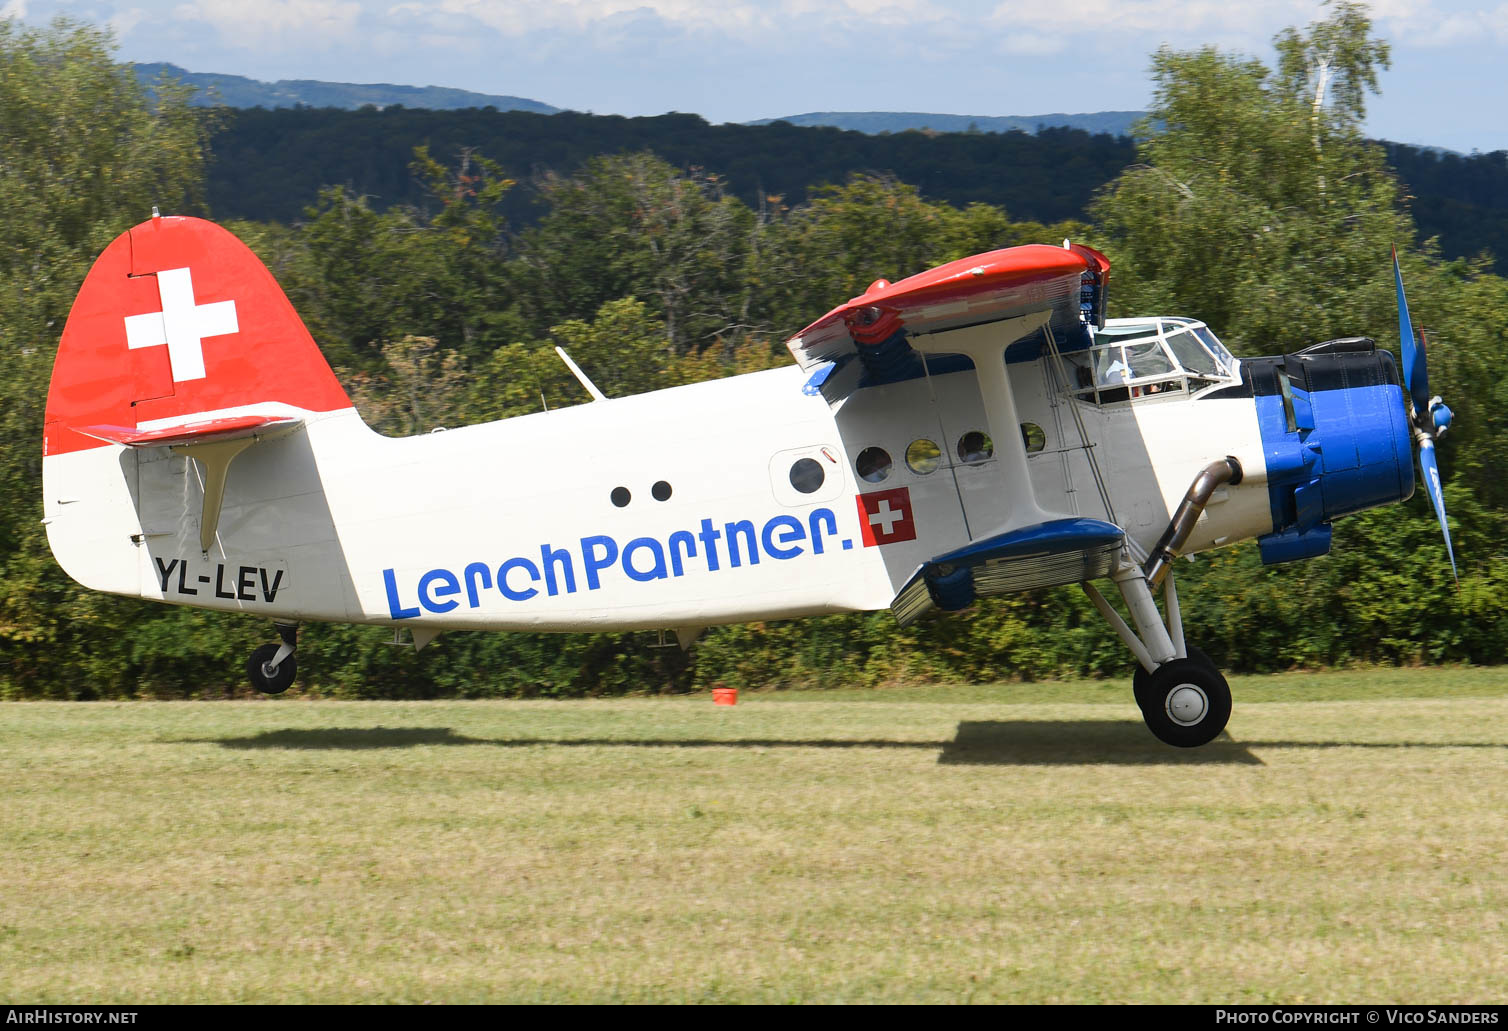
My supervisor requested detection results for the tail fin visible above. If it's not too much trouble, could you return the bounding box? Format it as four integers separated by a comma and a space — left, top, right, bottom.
45, 214, 351, 457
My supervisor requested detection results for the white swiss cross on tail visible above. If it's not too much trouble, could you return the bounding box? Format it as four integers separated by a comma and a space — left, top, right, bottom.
857, 487, 918, 547
123, 267, 238, 382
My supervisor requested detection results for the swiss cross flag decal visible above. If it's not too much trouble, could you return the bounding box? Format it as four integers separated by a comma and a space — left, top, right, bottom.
857, 487, 918, 547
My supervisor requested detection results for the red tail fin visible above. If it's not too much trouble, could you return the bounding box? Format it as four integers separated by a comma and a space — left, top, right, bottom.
45, 215, 351, 456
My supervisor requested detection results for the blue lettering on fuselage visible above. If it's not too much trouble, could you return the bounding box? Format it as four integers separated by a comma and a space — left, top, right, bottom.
382, 507, 842, 620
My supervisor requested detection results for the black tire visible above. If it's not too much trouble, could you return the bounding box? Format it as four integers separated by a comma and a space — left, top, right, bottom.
247, 642, 296, 695
1132, 645, 1217, 713
1139, 657, 1232, 748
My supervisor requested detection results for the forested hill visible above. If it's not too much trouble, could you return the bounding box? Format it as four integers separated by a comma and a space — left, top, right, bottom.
207, 107, 1138, 228
744, 110, 1146, 137
208, 106, 1508, 271
1384, 143, 1508, 271
134, 62, 559, 113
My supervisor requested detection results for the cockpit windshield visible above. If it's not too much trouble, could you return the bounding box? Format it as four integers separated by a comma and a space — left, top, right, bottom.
1061, 317, 1238, 405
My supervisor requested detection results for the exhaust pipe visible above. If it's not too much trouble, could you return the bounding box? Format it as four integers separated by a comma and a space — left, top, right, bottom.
1143, 457, 1243, 587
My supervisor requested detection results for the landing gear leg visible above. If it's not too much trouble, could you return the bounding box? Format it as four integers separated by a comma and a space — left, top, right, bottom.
1084, 566, 1231, 747
247, 622, 298, 695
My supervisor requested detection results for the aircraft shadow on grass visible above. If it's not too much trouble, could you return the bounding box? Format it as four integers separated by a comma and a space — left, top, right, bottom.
183, 721, 1262, 765
184, 722, 1507, 766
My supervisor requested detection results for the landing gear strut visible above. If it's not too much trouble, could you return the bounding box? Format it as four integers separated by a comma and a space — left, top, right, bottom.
1084, 566, 1231, 747
247, 622, 298, 695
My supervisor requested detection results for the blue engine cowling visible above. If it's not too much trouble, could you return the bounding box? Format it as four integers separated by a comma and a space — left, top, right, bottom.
1245, 342, 1415, 564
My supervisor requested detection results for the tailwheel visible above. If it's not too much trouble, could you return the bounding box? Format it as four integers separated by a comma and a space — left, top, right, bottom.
247, 644, 296, 694
1138, 656, 1231, 748
247, 623, 298, 695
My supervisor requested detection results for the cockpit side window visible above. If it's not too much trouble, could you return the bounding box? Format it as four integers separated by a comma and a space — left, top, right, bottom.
1068, 318, 1237, 406
1124, 340, 1175, 378
1193, 326, 1236, 370
1165, 327, 1221, 378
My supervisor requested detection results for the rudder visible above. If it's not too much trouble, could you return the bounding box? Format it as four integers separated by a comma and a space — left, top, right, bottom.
45, 214, 351, 457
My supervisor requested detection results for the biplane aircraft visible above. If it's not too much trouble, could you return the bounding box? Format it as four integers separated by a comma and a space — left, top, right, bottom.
42, 215, 1455, 746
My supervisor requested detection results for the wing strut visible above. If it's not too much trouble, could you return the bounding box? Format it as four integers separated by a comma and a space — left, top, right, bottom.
172, 437, 258, 554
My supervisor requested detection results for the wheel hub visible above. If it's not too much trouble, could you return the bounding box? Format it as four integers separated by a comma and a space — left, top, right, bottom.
1166, 683, 1209, 726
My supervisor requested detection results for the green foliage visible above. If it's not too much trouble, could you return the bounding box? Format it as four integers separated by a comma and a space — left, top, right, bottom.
4, 8, 1508, 700
468, 298, 677, 423
0, 19, 212, 698
511, 153, 756, 353
201, 102, 1508, 277
1092, 2, 1410, 347
207, 107, 1138, 233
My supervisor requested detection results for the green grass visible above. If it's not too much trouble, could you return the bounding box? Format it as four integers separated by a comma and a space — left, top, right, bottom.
3, 668, 1507, 1003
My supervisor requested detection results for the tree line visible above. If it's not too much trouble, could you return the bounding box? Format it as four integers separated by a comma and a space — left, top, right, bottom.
202, 100, 1508, 277
1, 6, 1506, 699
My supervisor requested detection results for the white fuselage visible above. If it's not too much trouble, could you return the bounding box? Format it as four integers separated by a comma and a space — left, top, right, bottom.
43, 338, 1276, 634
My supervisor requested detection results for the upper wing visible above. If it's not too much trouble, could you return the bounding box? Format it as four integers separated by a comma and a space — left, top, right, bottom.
787, 242, 1110, 373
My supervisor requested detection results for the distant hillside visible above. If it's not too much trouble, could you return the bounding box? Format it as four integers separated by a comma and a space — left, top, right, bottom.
1385, 143, 1508, 268
747, 111, 1146, 138
132, 62, 559, 114
207, 108, 1136, 229
198, 105, 1506, 274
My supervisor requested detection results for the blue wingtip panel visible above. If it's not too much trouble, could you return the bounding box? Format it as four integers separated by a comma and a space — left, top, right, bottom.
931, 518, 1125, 567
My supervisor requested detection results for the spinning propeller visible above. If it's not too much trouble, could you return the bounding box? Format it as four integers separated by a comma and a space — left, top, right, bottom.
1392, 245, 1458, 583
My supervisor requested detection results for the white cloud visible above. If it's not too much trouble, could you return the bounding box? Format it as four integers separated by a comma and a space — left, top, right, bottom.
986, 0, 1312, 41
383, 0, 964, 38
108, 5, 147, 38
995, 31, 1066, 56
0, 0, 28, 20
1375, 0, 1508, 45
172, 0, 361, 44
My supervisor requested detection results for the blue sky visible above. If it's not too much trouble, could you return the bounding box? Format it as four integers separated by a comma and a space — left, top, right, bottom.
4, 0, 1505, 153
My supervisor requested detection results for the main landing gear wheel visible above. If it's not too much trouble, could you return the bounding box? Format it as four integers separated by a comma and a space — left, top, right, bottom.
1137, 657, 1231, 748
1132, 644, 1215, 714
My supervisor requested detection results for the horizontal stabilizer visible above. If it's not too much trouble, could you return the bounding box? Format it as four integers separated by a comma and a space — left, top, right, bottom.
76, 413, 305, 553
77, 414, 304, 448
891, 518, 1124, 627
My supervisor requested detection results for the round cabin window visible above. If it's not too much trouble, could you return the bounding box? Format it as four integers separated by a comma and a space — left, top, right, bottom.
855, 446, 893, 483
957, 431, 995, 463
906, 438, 942, 475
1020, 423, 1046, 454
789, 457, 825, 494
610, 486, 631, 507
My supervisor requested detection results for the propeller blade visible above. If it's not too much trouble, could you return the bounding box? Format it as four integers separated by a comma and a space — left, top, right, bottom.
1419, 330, 1454, 437
1393, 245, 1432, 419
1417, 435, 1458, 585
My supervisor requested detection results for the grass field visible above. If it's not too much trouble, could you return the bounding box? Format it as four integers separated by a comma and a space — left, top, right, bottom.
3, 668, 1507, 1003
